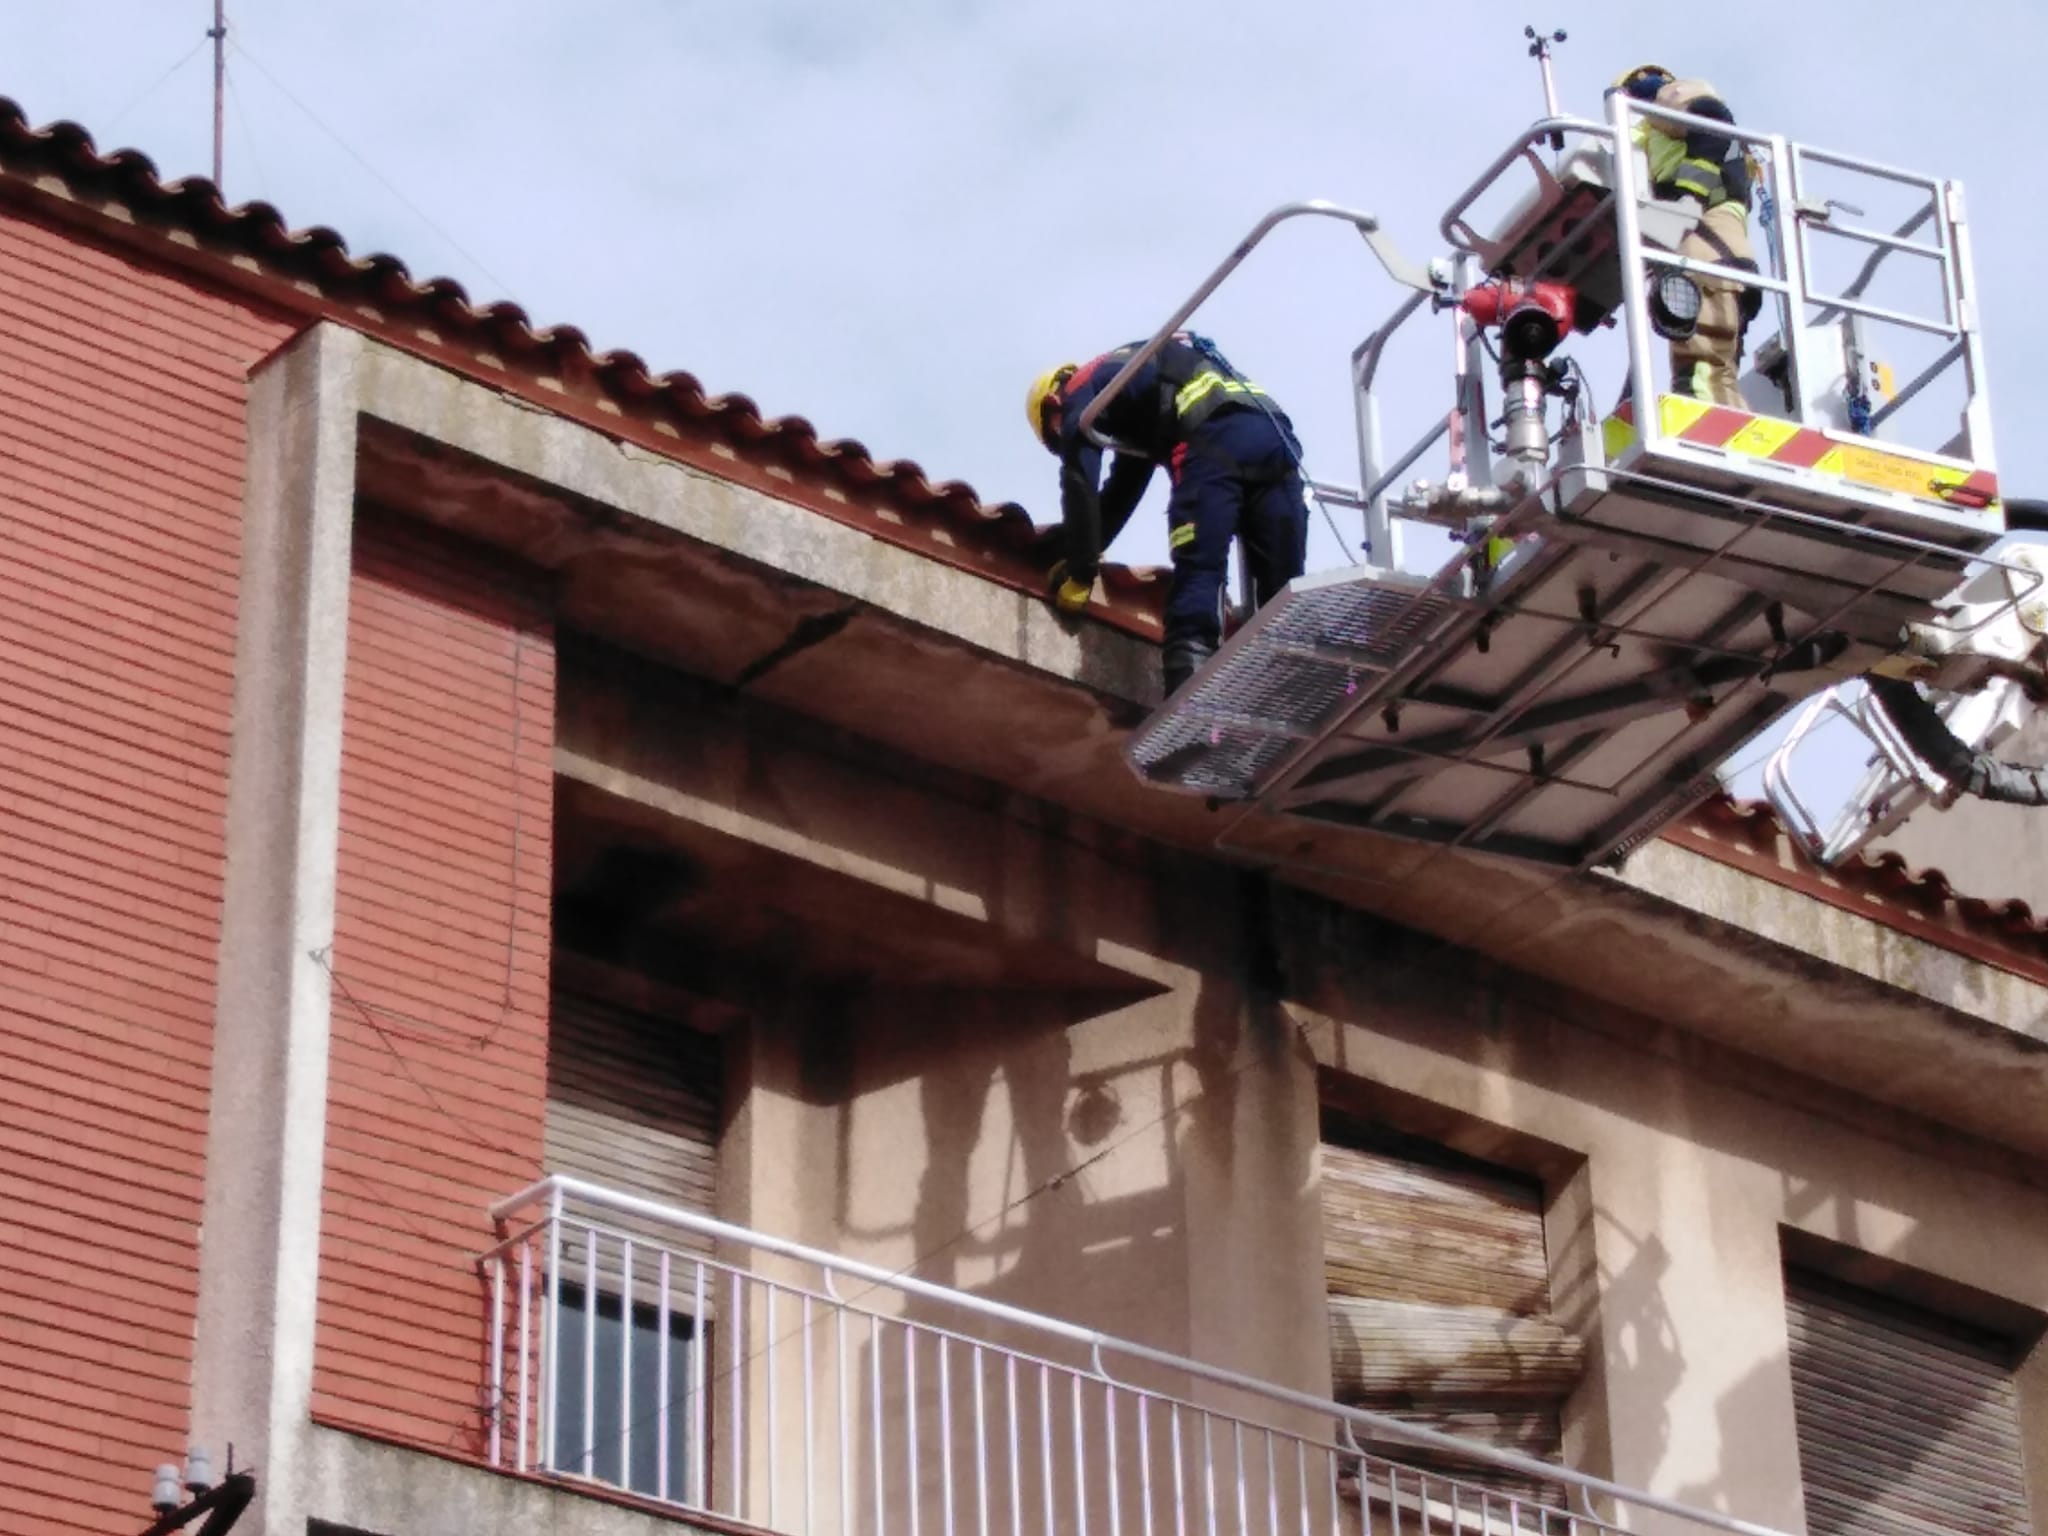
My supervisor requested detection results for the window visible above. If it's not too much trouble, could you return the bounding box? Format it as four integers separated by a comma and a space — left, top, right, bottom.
1319, 1113, 1580, 1501
549, 1281, 703, 1500
537, 976, 725, 1505
1787, 1271, 2033, 1536
545, 982, 722, 1257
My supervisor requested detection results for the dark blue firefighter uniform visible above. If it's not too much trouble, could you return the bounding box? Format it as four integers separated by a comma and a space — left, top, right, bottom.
1050, 335, 1309, 692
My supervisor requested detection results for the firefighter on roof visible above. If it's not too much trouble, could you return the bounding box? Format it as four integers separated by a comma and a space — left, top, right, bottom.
1026, 334, 1309, 697
1619, 64, 1762, 407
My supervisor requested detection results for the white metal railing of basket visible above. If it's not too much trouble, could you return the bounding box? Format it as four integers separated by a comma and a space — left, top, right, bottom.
480, 1176, 1792, 1536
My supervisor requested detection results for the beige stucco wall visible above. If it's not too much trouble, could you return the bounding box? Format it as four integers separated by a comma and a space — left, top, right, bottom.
1293, 894, 2048, 1533
713, 867, 1337, 1535
703, 812, 2048, 1536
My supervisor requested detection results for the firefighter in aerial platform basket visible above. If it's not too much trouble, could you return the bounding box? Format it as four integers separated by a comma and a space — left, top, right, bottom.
1618, 64, 1764, 407
1026, 333, 1310, 698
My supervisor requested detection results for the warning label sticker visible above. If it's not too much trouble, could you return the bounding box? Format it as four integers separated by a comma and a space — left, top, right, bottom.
1832, 444, 1941, 499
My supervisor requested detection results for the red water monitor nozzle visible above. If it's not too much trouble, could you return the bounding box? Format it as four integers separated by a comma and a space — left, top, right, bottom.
1460, 279, 1578, 361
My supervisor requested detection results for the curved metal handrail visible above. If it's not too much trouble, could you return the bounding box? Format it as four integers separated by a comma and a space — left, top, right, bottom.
1073, 200, 1436, 452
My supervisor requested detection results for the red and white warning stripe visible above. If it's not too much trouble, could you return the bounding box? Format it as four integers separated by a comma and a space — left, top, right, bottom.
1601, 395, 1999, 511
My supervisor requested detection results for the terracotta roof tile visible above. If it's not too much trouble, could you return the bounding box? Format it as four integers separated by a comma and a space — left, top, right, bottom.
1666, 792, 2048, 984
0, 97, 1171, 636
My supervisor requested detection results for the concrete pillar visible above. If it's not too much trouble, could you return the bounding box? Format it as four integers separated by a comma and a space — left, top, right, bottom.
189, 321, 362, 1532
1179, 1009, 1329, 1389
1582, 1095, 1808, 1533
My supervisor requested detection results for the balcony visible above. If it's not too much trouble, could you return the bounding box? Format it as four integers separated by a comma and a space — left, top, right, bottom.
481, 1176, 1786, 1536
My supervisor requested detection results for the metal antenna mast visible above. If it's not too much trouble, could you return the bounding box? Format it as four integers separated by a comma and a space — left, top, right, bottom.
1524, 25, 1566, 116
209, 0, 227, 190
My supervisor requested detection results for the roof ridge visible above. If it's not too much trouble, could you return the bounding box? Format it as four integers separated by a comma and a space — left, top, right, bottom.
1679, 792, 2048, 972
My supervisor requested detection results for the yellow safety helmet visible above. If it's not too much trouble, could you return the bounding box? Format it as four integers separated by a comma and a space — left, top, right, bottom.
1026, 363, 1076, 449
1614, 63, 1674, 96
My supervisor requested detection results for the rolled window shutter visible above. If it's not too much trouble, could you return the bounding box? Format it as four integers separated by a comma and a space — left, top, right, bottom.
1321, 1127, 1576, 1503
545, 986, 723, 1264
1322, 1140, 1551, 1315
1787, 1273, 2033, 1536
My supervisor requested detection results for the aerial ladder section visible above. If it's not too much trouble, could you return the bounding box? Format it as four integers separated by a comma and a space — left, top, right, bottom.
1097, 79, 2038, 873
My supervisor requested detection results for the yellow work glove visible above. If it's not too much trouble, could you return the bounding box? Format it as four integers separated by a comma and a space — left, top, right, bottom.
1046, 560, 1093, 615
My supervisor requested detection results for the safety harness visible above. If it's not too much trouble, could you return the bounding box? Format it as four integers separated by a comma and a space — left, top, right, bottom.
1159, 334, 1301, 483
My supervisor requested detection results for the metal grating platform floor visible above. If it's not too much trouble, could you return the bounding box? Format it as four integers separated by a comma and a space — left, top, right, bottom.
1129, 570, 1461, 799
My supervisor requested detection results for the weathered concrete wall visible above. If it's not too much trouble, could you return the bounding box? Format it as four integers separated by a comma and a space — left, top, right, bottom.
558, 634, 2048, 1536
302, 1423, 728, 1536
730, 971, 1332, 1536
1281, 894, 2048, 1533
557, 639, 1332, 1532
303, 656, 2048, 1536
191, 320, 359, 1536
723, 866, 2048, 1535
557, 637, 1327, 1379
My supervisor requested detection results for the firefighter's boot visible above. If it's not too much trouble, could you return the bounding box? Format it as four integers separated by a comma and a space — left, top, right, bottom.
1163, 637, 1217, 698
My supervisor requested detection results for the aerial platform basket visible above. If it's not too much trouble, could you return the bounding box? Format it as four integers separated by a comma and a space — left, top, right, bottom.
1128, 432, 1999, 872
1106, 89, 2009, 872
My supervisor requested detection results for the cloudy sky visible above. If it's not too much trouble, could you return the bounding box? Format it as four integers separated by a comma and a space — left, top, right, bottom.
6, 0, 2045, 802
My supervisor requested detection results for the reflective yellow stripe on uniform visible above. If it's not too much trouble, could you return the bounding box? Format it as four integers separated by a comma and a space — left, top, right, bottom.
1174, 370, 1270, 416
1672, 156, 1725, 201
1169, 522, 1197, 549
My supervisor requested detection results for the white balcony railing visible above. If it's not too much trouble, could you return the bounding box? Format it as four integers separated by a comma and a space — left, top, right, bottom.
482, 1176, 1791, 1536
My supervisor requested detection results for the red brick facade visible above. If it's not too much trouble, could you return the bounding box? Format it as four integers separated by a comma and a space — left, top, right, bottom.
0, 205, 296, 1535
314, 513, 554, 1450
0, 194, 566, 1529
